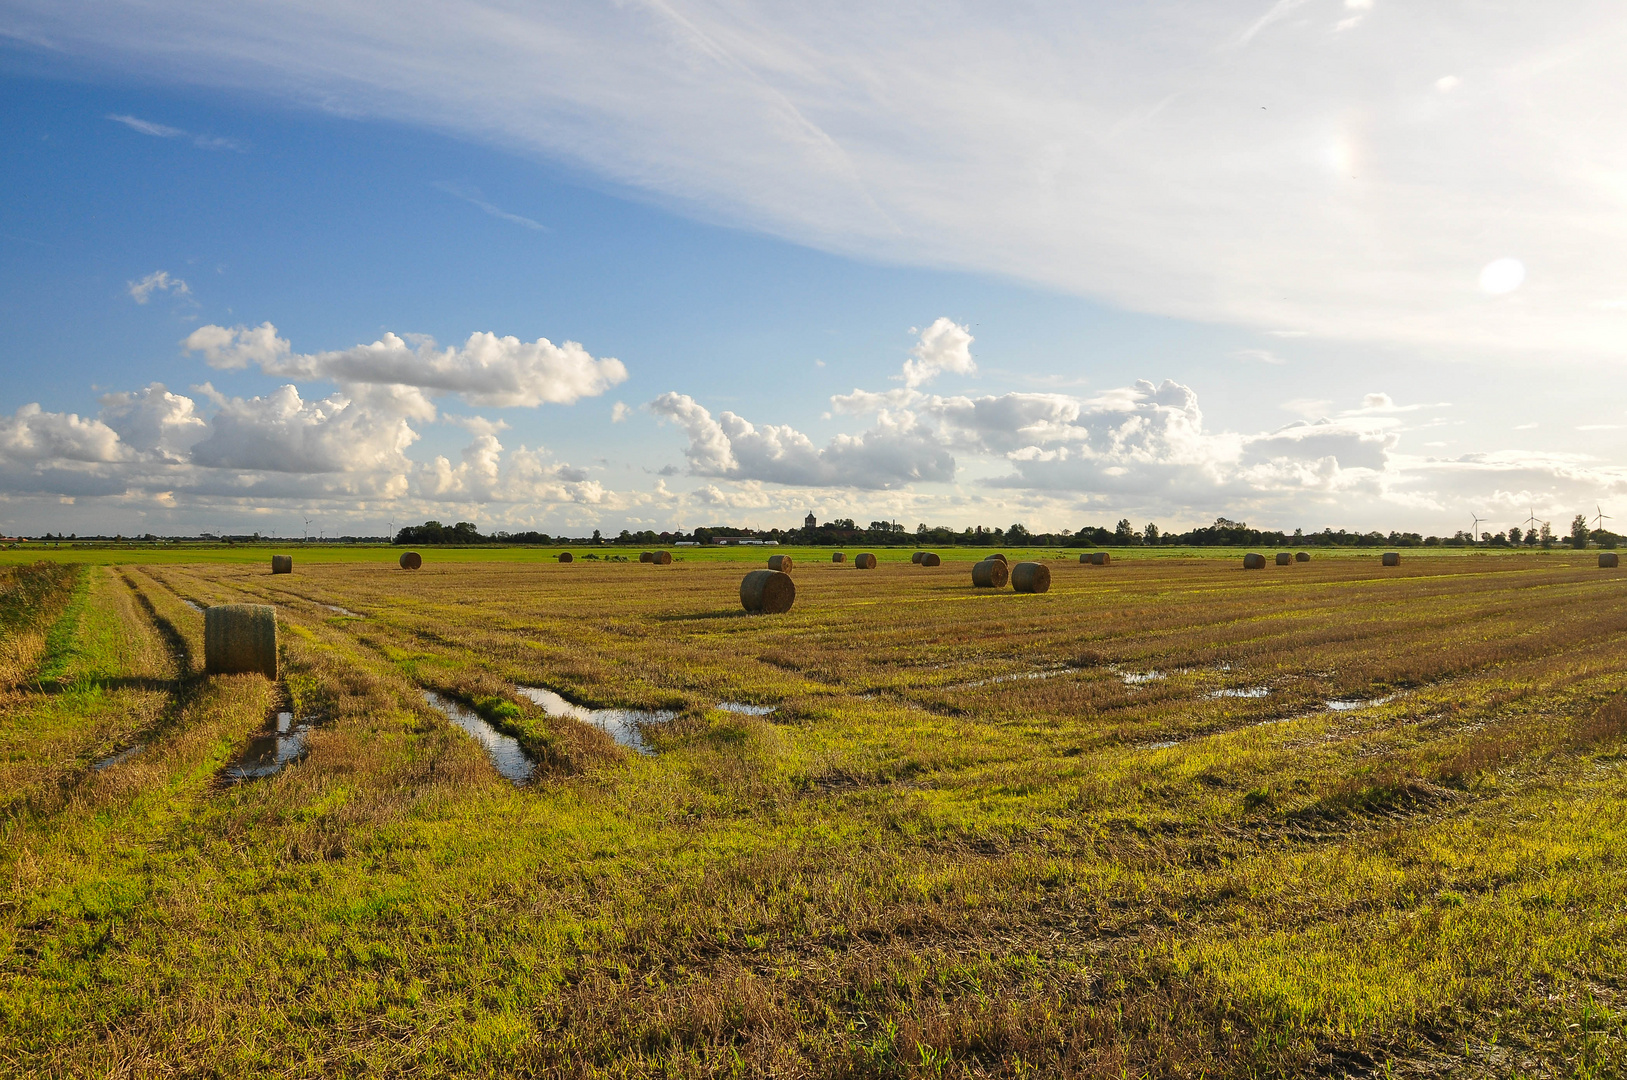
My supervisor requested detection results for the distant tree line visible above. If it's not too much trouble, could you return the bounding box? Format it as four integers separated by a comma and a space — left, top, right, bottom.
385, 515, 1619, 549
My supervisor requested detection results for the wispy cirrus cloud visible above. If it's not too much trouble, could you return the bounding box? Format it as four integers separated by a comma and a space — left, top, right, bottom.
431, 182, 548, 231
106, 113, 244, 151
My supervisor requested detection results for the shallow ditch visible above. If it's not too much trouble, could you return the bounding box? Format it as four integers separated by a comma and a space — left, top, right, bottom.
422, 692, 535, 784
516, 686, 670, 754
222, 711, 311, 782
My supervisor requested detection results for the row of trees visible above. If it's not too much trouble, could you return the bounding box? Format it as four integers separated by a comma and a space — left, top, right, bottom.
388, 516, 1619, 549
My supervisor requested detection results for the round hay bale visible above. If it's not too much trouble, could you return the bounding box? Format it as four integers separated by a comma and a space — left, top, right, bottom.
911, 551, 924, 564
1295, 551, 1310, 562
1275, 552, 1292, 566
1011, 562, 1051, 593
651, 550, 672, 565
768, 554, 794, 572
1243, 552, 1266, 570
920, 552, 941, 567
639, 551, 654, 563
270, 554, 292, 575
986, 553, 1008, 564
399, 551, 422, 570
740, 569, 795, 613
972, 559, 1009, 588
854, 553, 878, 569
1079, 553, 1093, 564
1601, 552, 1619, 568
1092, 552, 1112, 566
204, 604, 278, 679
1381, 551, 1401, 567
832, 552, 846, 563
558, 552, 573, 563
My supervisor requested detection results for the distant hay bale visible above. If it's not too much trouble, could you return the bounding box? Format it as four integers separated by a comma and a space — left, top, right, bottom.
1243, 552, 1266, 570
768, 554, 794, 572
204, 604, 278, 679
854, 553, 878, 569
972, 559, 1009, 588
740, 569, 796, 614
558, 552, 573, 563
911, 552, 924, 564
1601, 552, 1619, 568
1092, 552, 1111, 566
1275, 552, 1292, 566
651, 550, 672, 565
1381, 551, 1401, 567
832, 552, 846, 563
270, 555, 292, 575
1079, 553, 1093, 564
986, 553, 1007, 564
1011, 562, 1051, 593
1296, 551, 1310, 562
920, 552, 941, 567
640, 551, 654, 563
399, 551, 422, 570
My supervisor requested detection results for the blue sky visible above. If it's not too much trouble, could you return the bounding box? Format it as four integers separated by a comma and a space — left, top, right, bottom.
3, 2, 1625, 539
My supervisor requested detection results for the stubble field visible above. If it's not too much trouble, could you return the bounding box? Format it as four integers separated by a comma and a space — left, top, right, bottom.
2, 550, 1626, 1077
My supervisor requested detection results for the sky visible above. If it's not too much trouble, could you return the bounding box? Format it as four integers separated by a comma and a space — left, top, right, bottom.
2, 0, 1626, 540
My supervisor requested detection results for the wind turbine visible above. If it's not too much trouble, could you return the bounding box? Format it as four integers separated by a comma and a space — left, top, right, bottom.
1470, 511, 1484, 544
1596, 504, 1612, 533
302, 515, 312, 543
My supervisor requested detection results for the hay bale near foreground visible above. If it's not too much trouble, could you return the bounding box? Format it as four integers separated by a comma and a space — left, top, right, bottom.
399, 551, 422, 570
854, 553, 878, 569
640, 551, 654, 563
557, 552, 573, 563
832, 552, 846, 563
920, 552, 941, 567
1296, 551, 1310, 562
1011, 562, 1051, 593
204, 604, 278, 680
768, 554, 793, 572
1601, 552, 1619, 568
1382, 552, 1401, 567
270, 555, 292, 575
972, 559, 1009, 588
911, 552, 924, 564
1275, 552, 1292, 566
740, 569, 795, 614
651, 551, 672, 565
1243, 553, 1266, 570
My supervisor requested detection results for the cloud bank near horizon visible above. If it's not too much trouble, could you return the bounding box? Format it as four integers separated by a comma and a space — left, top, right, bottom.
8, 1, 1627, 357
3, 318, 1622, 537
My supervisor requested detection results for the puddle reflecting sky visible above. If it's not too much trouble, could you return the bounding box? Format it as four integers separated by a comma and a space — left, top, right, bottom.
223, 711, 310, 782
182, 599, 203, 613
324, 604, 363, 618
716, 701, 776, 716
422, 693, 535, 784
93, 743, 144, 771
517, 686, 668, 754
1207, 687, 1271, 699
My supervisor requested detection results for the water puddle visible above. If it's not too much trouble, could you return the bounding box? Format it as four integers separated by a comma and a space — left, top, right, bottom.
324, 604, 364, 618
182, 599, 204, 613
716, 701, 777, 716
948, 667, 1078, 691
1120, 671, 1165, 685
223, 711, 311, 782
516, 686, 669, 755
1326, 696, 1391, 711
1141, 739, 1181, 750
1207, 687, 1271, 699
93, 743, 145, 771
422, 692, 535, 783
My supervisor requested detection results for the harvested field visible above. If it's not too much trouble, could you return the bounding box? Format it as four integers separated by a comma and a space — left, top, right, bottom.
3, 550, 1627, 1077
